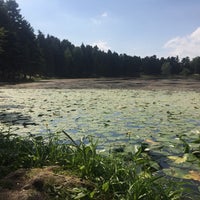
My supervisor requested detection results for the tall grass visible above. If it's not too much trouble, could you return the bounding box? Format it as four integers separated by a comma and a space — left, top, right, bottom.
0, 130, 186, 199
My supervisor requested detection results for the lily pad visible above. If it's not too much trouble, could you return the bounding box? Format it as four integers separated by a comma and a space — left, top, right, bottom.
168, 154, 188, 164
144, 139, 159, 145
184, 170, 200, 181
0, 88, 200, 181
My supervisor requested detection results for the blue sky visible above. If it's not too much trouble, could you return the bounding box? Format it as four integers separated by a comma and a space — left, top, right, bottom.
17, 0, 200, 58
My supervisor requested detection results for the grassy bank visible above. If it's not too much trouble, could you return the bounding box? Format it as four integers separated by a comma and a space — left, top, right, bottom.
0, 130, 197, 199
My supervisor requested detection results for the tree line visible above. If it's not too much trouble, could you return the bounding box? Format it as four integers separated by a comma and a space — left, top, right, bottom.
0, 0, 200, 81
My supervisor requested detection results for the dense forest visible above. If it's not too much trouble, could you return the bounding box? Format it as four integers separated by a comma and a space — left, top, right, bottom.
0, 0, 200, 81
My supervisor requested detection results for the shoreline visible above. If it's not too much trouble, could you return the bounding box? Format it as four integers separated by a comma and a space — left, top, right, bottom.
0, 77, 200, 92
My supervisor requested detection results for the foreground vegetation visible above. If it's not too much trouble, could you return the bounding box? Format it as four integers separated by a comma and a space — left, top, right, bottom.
1, 130, 196, 200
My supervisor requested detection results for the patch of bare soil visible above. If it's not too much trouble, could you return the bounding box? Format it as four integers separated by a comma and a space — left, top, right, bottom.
0, 77, 200, 91
0, 167, 93, 200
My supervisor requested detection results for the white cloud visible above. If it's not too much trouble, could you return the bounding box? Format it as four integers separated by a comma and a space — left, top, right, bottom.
91, 11, 108, 25
101, 12, 108, 18
92, 40, 111, 52
91, 18, 102, 25
164, 27, 200, 58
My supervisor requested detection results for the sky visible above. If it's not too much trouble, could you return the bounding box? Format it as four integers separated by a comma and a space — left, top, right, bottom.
16, 0, 200, 59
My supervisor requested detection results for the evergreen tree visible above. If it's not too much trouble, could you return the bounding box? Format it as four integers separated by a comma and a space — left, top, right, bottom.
161, 62, 172, 75
0, 27, 6, 54
191, 57, 200, 74
142, 55, 161, 75
0, 0, 39, 80
0, 0, 200, 81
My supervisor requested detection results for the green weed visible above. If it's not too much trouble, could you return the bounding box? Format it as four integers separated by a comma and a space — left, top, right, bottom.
0, 130, 186, 199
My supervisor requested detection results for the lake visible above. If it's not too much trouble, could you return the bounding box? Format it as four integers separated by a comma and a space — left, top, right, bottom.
0, 87, 200, 184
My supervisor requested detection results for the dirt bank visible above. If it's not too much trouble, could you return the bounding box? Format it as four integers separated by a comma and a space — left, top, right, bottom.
0, 167, 93, 200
